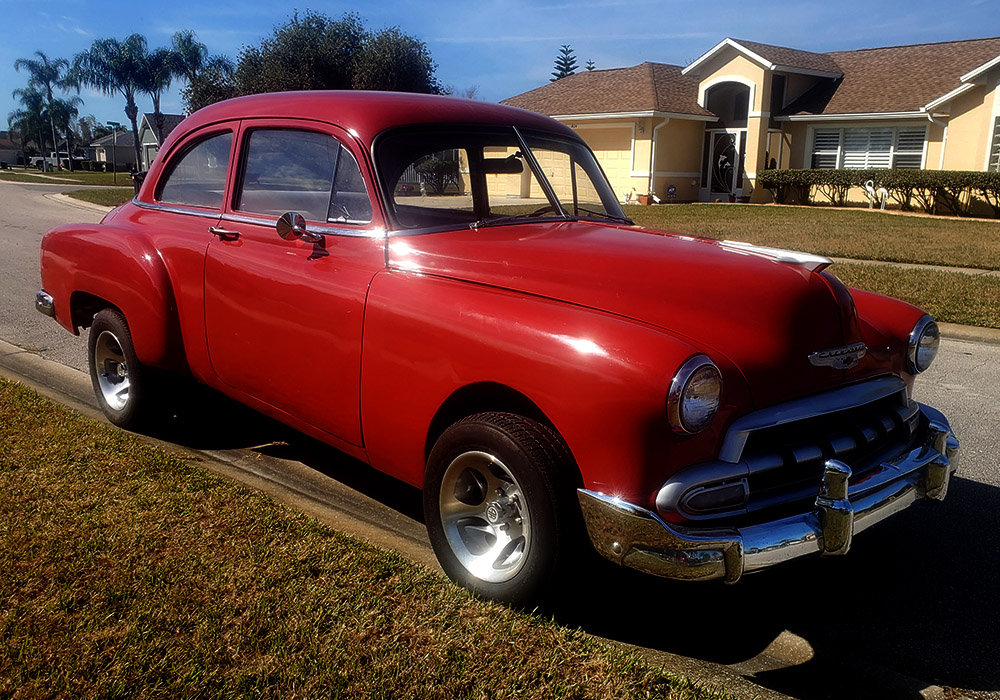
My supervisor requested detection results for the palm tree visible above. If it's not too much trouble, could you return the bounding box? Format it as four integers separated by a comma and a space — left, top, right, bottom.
10, 86, 47, 163
49, 96, 84, 171
74, 34, 149, 169
141, 47, 179, 146
172, 30, 207, 83
13, 51, 73, 169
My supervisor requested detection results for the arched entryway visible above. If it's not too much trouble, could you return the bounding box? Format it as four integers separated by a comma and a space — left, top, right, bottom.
699, 81, 750, 201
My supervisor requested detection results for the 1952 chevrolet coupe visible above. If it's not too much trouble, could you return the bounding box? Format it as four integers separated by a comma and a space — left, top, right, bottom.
37, 91, 959, 604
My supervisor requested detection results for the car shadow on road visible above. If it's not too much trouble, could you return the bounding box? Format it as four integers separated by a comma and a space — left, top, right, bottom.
547, 476, 1000, 699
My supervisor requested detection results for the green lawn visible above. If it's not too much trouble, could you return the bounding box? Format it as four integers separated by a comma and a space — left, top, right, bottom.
0, 379, 727, 700
64, 188, 134, 208
0, 169, 131, 186
624, 203, 1000, 271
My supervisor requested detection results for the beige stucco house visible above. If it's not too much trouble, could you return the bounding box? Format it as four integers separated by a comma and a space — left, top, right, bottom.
503, 37, 1000, 203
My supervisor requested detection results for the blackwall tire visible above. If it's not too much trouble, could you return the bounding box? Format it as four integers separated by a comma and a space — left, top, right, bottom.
424, 412, 576, 606
87, 309, 156, 430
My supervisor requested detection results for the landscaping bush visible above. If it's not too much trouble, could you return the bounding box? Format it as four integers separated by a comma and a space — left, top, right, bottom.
757, 168, 1000, 217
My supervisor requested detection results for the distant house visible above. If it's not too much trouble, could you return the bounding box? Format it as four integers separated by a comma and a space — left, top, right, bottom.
138, 113, 185, 170
0, 131, 21, 166
91, 130, 137, 171
504, 36, 1000, 203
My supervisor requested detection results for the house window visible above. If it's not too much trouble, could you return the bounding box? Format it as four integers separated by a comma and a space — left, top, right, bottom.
811, 126, 926, 169
989, 117, 1000, 172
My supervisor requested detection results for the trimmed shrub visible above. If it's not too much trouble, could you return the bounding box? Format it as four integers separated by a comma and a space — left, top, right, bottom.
757, 168, 1000, 218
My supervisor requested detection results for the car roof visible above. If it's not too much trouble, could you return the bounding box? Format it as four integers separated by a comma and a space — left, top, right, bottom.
175, 91, 575, 145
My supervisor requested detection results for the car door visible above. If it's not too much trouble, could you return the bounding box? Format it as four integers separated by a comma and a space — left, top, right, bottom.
203, 119, 385, 447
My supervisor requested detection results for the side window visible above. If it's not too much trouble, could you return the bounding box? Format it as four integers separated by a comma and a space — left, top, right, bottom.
157, 132, 233, 209
236, 129, 372, 224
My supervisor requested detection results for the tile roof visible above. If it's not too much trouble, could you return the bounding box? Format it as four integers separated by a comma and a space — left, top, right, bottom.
790, 36, 1000, 115
502, 62, 713, 118
506, 36, 1000, 120
728, 39, 842, 75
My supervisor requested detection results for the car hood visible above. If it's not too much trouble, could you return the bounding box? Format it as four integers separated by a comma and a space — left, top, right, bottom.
387, 221, 884, 409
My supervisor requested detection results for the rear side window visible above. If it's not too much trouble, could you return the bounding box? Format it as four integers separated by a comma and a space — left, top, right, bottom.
157, 132, 233, 209
236, 129, 372, 224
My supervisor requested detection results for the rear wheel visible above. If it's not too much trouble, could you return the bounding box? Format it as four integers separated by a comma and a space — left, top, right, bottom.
88, 309, 156, 429
424, 412, 576, 605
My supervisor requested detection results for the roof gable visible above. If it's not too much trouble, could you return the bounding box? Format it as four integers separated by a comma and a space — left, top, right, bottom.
683, 38, 842, 78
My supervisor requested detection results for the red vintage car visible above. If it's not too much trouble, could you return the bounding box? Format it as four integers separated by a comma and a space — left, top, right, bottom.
36, 91, 958, 604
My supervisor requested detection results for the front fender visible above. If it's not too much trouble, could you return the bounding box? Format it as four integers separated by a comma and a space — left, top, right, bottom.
40, 223, 184, 370
360, 270, 750, 505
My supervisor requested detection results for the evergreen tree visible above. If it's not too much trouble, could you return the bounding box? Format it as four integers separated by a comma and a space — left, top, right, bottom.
586, 59, 595, 71
550, 45, 578, 82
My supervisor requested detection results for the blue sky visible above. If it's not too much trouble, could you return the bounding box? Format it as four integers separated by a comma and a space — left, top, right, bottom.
3, 0, 999, 131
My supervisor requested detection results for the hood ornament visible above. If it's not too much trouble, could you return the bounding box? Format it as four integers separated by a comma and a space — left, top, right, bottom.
809, 342, 867, 370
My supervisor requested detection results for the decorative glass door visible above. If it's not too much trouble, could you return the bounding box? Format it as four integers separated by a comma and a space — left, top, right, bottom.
701, 129, 746, 199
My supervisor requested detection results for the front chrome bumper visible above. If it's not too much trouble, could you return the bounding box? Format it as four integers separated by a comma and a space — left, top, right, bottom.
35, 289, 55, 318
577, 405, 959, 583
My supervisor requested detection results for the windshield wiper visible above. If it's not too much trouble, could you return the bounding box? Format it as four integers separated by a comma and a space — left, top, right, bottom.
471, 212, 572, 229
574, 207, 633, 224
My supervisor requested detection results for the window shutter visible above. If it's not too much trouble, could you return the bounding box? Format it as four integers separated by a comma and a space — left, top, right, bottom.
893, 127, 925, 169
811, 129, 840, 169
989, 117, 1000, 173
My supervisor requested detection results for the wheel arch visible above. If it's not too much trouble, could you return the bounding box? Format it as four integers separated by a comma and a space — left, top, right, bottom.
424, 382, 564, 462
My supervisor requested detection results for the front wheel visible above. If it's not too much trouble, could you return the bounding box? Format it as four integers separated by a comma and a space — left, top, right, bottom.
423, 412, 576, 606
87, 309, 156, 430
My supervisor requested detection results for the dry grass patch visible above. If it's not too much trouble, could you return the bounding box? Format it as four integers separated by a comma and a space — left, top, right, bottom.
624, 204, 1000, 271
0, 380, 728, 700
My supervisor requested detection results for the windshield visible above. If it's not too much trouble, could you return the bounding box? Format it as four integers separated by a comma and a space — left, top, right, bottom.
375, 126, 628, 231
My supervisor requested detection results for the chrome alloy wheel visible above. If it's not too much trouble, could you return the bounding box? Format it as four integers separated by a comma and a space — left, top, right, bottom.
93, 329, 130, 411
438, 450, 532, 583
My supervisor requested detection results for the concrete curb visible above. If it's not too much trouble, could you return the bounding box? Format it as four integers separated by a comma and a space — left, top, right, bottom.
939, 322, 1000, 345
44, 192, 117, 214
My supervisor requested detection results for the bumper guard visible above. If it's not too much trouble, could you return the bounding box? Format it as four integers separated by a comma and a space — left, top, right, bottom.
577, 406, 959, 583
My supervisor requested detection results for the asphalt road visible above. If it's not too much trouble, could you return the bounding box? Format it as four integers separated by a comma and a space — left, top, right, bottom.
2, 179, 998, 700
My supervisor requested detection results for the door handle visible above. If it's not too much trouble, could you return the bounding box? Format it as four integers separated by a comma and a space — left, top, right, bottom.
209, 225, 240, 241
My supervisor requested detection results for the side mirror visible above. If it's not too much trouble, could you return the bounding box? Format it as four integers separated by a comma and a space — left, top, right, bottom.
276, 211, 322, 243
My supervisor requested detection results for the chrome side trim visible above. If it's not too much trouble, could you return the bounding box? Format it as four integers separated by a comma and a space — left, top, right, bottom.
221, 212, 386, 239
718, 376, 907, 463
35, 290, 55, 318
719, 240, 833, 272
578, 409, 958, 583
132, 198, 222, 220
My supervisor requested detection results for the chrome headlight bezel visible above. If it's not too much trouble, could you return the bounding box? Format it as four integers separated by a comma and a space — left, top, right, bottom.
667, 355, 722, 435
907, 315, 940, 374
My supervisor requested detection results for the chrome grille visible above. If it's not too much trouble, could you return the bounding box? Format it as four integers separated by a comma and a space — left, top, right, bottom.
656, 377, 927, 525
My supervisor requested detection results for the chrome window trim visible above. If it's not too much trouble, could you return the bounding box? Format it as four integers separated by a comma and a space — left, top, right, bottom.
718, 375, 907, 463
220, 212, 386, 239
132, 198, 222, 221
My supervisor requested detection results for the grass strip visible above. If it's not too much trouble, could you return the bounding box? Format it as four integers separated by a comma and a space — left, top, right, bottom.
624, 203, 1000, 271
832, 262, 1000, 328
64, 188, 134, 208
0, 379, 727, 700
0, 170, 127, 186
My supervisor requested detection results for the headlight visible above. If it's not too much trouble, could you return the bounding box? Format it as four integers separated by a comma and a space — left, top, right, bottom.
907, 315, 940, 374
667, 355, 722, 434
